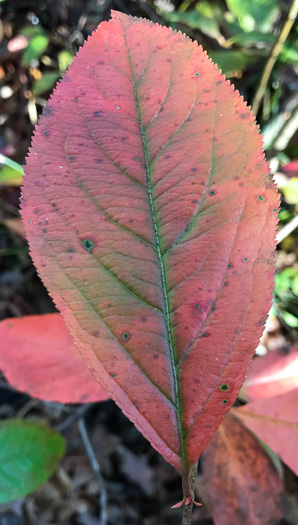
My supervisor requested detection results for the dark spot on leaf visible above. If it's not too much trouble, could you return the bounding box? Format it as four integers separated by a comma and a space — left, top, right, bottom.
122, 332, 130, 341
195, 72, 200, 77
220, 384, 229, 391
192, 199, 197, 203
209, 190, 216, 196
221, 399, 228, 404
82, 239, 94, 252
243, 257, 248, 262
67, 248, 74, 253
258, 195, 265, 201
141, 317, 147, 323
135, 157, 141, 162
129, 219, 133, 223
273, 208, 278, 212
228, 263, 232, 269
96, 159, 104, 163
111, 373, 115, 378
93, 331, 99, 337
192, 168, 196, 172
94, 111, 103, 117
203, 333, 209, 337
154, 354, 159, 359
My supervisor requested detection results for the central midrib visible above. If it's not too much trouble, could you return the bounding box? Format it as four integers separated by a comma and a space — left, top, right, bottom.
121, 25, 187, 471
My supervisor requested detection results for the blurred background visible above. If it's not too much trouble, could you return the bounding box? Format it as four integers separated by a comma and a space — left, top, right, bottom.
0, 0, 297, 524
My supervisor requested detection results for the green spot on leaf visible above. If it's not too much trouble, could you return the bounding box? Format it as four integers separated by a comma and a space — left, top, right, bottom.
209, 190, 216, 196
258, 195, 265, 201
195, 72, 200, 77
220, 384, 229, 391
222, 399, 228, 404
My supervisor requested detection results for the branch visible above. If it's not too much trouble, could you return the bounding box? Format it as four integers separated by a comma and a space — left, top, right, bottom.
252, 0, 298, 116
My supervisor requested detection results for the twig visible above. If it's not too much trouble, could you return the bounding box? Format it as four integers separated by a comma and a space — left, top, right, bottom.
274, 105, 298, 151
276, 214, 298, 244
252, 0, 298, 115
16, 399, 39, 418
78, 418, 108, 525
56, 403, 94, 432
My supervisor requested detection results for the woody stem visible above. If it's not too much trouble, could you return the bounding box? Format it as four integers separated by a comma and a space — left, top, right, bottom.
181, 461, 198, 525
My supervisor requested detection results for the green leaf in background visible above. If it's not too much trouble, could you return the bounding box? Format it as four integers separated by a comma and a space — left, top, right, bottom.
209, 50, 257, 76
0, 154, 24, 186
157, 1, 223, 43
0, 419, 65, 503
58, 50, 75, 73
33, 71, 60, 95
226, 0, 279, 33
22, 32, 49, 66
225, 31, 275, 48
283, 177, 298, 204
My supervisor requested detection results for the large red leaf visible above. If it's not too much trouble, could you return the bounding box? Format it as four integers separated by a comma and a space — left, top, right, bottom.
241, 347, 298, 401
21, 11, 278, 493
234, 389, 298, 475
0, 315, 108, 404
202, 414, 283, 525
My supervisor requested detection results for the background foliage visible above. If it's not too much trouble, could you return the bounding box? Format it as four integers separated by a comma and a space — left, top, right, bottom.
0, 0, 297, 524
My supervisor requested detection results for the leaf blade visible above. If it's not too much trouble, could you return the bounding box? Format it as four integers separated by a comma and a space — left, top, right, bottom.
202, 414, 283, 525
234, 389, 298, 475
21, 12, 278, 485
0, 315, 108, 404
0, 419, 65, 503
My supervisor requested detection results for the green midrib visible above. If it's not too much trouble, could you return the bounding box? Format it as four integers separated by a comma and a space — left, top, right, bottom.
121, 24, 188, 474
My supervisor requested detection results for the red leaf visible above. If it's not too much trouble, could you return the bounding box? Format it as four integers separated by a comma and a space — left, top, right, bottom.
0, 314, 108, 404
234, 389, 298, 475
202, 414, 283, 525
242, 347, 298, 401
21, 11, 278, 490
